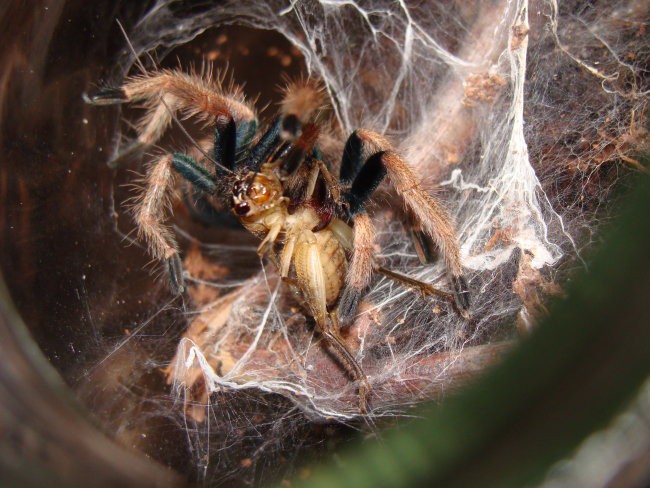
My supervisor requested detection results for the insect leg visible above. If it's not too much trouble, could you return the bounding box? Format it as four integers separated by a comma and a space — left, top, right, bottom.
326, 313, 370, 414
257, 215, 284, 257
314, 159, 342, 205
279, 234, 297, 277
374, 265, 470, 320
405, 219, 470, 312
409, 216, 439, 265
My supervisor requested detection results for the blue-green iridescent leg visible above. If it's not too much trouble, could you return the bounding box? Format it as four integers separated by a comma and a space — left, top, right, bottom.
171, 153, 217, 194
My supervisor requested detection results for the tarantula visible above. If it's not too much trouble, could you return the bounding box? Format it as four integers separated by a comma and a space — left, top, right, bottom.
85, 70, 470, 412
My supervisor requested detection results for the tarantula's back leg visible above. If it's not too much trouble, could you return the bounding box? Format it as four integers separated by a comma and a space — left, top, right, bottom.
339, 129, 471, 316
272, 79, 327, 179
85, 69, 257, 167
404, 215, 472, 314
279, 78, 326, 139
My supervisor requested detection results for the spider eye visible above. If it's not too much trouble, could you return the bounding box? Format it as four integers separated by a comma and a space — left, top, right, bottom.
234, 202, 250, 216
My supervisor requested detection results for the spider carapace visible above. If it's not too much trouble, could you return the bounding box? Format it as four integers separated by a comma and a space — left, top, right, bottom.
85, 70, 470, 413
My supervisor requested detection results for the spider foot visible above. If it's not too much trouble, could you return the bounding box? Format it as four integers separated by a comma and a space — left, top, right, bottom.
358, 376, 370, 415
451, 275, 471, 319
83, 87, 128, 106
337, 286, 362, 328
166, 254, 185, 295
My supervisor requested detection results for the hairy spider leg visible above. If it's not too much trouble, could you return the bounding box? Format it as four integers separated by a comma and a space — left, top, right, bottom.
147, 117, 266, 290
379, 149, 470, 313
131, 154, 185, 293
274, 78, 327, 180
85, 70, 257, 167
337, 212, 376, 322
239, 117, 283, 172
274, 82, 327, 186
133, 152, 217, 293
213, 117, 259, 176
279, 78, 326, 138
337, 130, 470, 322
213, 117, 237, 177
336, 132, 385, 320
337, 149, 387, 322
339, 129, 365, 187
172, 153, 217, 194
136, 151, 221, 293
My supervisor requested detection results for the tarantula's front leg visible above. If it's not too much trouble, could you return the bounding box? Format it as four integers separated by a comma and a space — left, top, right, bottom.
85, 70, 257, 167
339, 129, 471, 317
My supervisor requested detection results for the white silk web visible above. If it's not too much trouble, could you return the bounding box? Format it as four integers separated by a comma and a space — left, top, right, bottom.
105, 0, 647, 482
